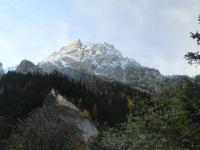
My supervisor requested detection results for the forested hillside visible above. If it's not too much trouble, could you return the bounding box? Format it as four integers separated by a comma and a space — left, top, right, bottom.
0, 71, 149, 149
0, 71, 199, 149
91, 76, 200, 149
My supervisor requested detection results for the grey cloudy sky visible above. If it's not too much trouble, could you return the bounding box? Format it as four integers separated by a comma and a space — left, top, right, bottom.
0, 0, 200, 76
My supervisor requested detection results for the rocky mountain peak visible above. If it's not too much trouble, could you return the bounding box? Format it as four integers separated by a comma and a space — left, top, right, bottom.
19, 59, 34, 65
38, 39, 163, 90
16, 59, 41, 74
40, 39, 141, 71
68, 38, 82, 50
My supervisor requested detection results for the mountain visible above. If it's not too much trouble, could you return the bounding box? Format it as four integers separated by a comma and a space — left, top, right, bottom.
39, 39, 141, 76
5, 39, 163, 90
16, 59, 42, 74
43, 89, 98, 145
38, 39, 163, 90
1, 40, 199, 149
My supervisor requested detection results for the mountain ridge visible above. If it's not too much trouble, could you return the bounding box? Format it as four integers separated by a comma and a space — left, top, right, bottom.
39, 39, 141, 73
38, 39, 164, 90
1, 39, 164, 90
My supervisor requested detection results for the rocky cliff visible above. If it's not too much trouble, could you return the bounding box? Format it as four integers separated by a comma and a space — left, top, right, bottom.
38, 39, 164, 90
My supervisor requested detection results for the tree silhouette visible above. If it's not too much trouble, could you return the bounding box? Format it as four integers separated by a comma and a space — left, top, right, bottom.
185, 15, 200, 65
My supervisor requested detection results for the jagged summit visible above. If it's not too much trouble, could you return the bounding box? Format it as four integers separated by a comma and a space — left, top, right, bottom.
40, 39, 141, 74
68, 38, 82, 49
38, 39, 163, 90
0, 40, 163, 90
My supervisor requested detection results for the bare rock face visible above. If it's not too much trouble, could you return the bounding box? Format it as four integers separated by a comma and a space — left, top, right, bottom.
39, 39, 141, 75
44, 89, 98, 145
11, 40, 164, 91
38, 39, 163, 90
16, 59, 42, 74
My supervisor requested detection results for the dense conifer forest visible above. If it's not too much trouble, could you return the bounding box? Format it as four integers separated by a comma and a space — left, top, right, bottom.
0, 71, 150, 149
0, 71, 199, 149
91, 76, 200, 149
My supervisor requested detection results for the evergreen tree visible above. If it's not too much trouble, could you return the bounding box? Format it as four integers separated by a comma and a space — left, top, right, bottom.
185, 15, 200, 65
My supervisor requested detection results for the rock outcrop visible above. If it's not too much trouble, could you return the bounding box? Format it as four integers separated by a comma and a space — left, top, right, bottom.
44, 89, 98, 145
7, 40, 164, 91
38, 39, 163, 90
16, 59, 42, 74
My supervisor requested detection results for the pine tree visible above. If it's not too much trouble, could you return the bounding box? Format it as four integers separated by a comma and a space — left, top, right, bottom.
185, 15, 200, 65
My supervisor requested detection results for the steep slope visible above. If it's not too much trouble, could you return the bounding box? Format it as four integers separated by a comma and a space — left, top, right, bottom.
3, 89, 98, 150
16, 59, 43, 74
45, 89, 98, 144
38, 39, 163, 90
39, 39, 141, 75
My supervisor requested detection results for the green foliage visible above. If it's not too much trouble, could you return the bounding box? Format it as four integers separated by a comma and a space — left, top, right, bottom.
0, 71, 148, 145
90, 124, 131, 150
6, 108, 82, 150
1, 71, 199, 149
93, 79, 200, 149
185, 51, 200, 65
185, 15, 200, 65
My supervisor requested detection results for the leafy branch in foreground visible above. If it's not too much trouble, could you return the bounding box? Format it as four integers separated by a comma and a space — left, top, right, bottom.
185, 51, 200, 65
185, 15, 200, 65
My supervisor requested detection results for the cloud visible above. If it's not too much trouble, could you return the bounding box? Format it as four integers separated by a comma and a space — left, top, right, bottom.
0, 1, 71, 67
0, 0, 200, 76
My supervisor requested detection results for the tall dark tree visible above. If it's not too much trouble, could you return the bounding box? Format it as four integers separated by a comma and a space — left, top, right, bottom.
185, 15, 200, 65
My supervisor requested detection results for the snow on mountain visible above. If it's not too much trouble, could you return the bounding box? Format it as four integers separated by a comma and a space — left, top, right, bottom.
39, 39, 141, 75
38, 39, 163, 90
1, 39, 163, 91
